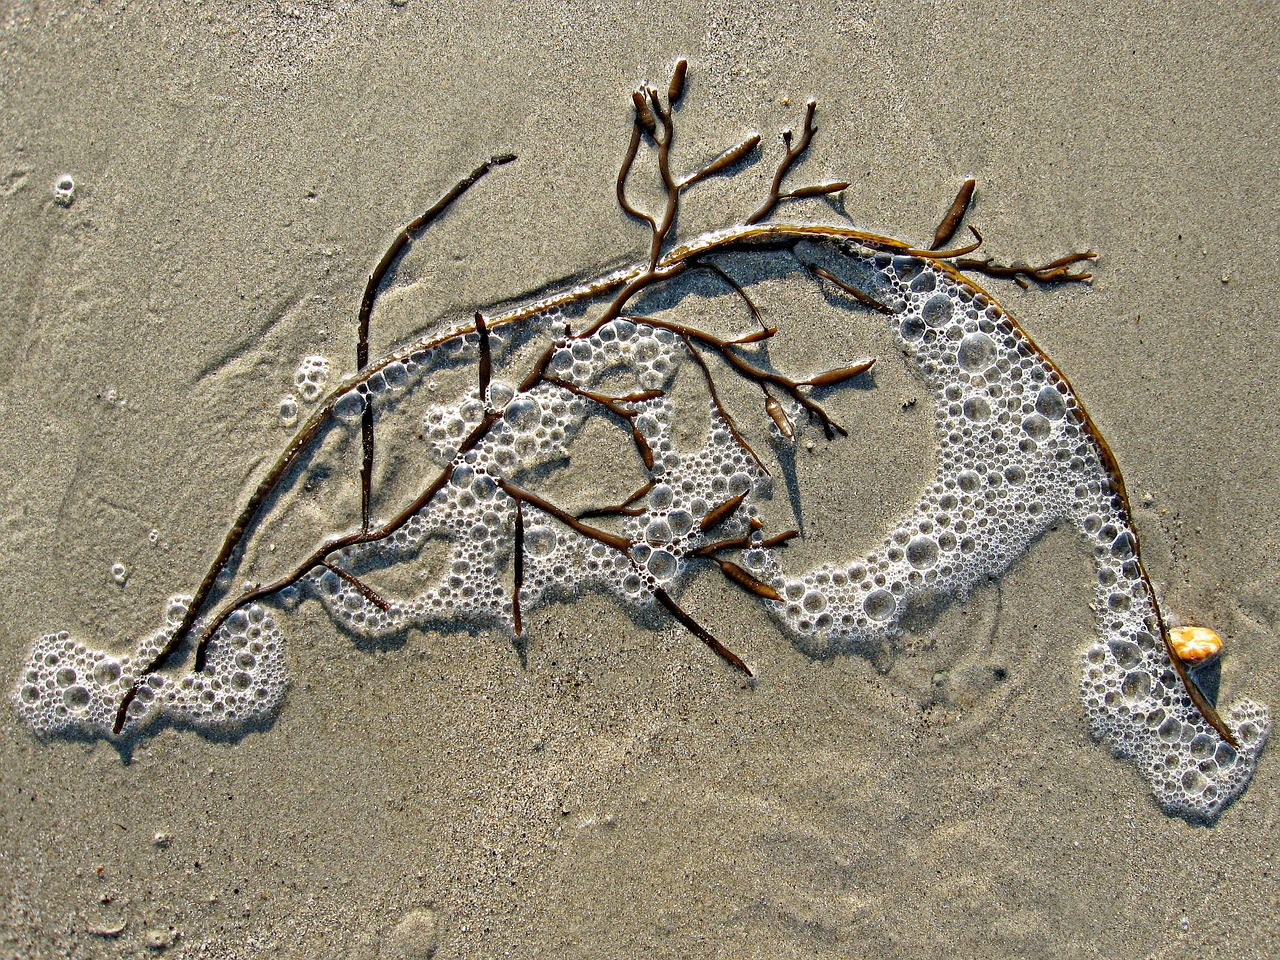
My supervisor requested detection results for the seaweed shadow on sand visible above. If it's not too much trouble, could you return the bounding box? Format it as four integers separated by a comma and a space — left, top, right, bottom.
13, 62, 1268, 821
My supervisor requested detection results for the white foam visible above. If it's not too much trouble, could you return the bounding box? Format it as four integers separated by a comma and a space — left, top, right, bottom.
14, 239, 1266, 818
14, 598, 287, 737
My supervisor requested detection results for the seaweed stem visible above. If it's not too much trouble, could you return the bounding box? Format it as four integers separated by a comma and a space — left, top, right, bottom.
931, 178, 976, 250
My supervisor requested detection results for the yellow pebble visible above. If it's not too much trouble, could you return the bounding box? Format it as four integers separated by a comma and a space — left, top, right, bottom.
1169, 625, 1223, 666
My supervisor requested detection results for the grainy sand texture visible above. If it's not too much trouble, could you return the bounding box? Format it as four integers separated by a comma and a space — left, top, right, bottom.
2, 3, 1278, 958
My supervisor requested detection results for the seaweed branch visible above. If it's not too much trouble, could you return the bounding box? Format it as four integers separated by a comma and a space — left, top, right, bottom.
679, 335, 767, 474
931, 178, 977, 250
955, 251, 1097, 288
542, 377, 662, 470
357, 155, 517, 530
96, 60, 1235, 760
320, 561, 391, 613
687, 260, 767, 331
497, 479, 753, 675
746, 101, 849, 223
637, 315, 874, 439
577, 482, 654, 520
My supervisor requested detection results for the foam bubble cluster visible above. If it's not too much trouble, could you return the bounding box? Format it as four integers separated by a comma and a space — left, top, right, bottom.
12, 237, 1267, 818
765, 241, 1269, 818
13, 598, 287, 737
293, 354, 332, 403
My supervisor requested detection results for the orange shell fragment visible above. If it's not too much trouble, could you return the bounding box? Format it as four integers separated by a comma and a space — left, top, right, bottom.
1169, 625, 1224, 666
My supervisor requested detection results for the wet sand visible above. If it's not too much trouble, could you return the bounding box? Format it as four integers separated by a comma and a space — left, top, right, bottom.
1, 3, 1277, 958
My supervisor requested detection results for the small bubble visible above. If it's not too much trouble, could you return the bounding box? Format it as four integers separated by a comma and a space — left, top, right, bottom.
62, 685, 90, 709
863, 588, 896, 621
333, 390, 365, 421
110, 562, 129, 585
1156, 716, 1182, 742
1022, 413, 1052, 440
645, 517, 673, 543
668, 509, 693, 536
53, 174, 75, 206
278, 394, 299, 427
504, 396, 541, 431
1180, 769, 1208, 795
1121, 670, 1151, 702
957, 332, 996, 372
488, 381, 514, 409
383, 361, 407, 389
646, 549, 677, 580
649, 484, 674, 511
909, 270, 937, 293
962, 396, 991, 422
525, 526, 557, 558
906, 536, 938, 569
1035, 385, 1067, 420
922, 293, 953, 327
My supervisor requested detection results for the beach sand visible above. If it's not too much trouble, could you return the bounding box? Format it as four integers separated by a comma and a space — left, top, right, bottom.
1, 3, 1277, 957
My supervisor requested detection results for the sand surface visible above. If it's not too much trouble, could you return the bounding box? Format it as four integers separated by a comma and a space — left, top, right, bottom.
1, 2, 1278, 958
